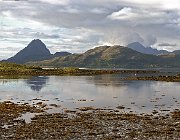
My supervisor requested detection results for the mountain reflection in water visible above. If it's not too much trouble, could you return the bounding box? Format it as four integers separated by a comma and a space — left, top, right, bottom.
26, 76, 49, 92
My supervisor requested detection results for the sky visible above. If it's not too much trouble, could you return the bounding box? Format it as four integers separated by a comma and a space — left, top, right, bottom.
0, 0, 180, 60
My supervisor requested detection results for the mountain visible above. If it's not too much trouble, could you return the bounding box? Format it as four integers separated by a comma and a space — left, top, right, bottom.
53, 52, 71, 57
127, 42, 169, 55
28, 45, 179, 69
6, 39, 51, 64
5, 39, 180, 69
5, 39, 71, 64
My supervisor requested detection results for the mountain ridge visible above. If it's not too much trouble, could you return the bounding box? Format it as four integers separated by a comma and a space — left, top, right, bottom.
127, 42, 169, 55
27, 45, 180, 69
4, 39, 180, 69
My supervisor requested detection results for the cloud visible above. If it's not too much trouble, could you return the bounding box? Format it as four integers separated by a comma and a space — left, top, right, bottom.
0, 0, 180, 60
34, 32, 60, 39
144, 35, 157, 47
101, 31, 157, 47
158, 43, 177, 47
38, 0, 70, 5
90, 8, 107, 14
107, 7, 137, 20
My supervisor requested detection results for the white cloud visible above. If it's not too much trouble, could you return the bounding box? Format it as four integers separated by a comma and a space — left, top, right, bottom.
108, 7, 137, 20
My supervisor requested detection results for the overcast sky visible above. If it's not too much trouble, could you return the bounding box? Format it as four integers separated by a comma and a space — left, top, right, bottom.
0, 0, 180, 60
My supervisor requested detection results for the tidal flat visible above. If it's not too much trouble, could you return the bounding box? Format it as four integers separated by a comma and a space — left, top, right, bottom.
0, 101, 180, 140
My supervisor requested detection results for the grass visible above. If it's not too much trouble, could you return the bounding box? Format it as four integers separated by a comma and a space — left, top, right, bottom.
0, 62, 160, 77
0, 62, 42, 70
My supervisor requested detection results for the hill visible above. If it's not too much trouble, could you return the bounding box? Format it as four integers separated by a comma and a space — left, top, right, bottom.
127, 42, 169, 55
27, 45, 180, 69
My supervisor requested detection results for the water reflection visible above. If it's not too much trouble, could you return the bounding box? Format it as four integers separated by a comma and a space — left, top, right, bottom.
85, 72, 178, 87
0, 79, 19, 84
0, 75, 179, 114
85, 75, 125, 87
85, 74, 145, 90
26, 76, 49, 92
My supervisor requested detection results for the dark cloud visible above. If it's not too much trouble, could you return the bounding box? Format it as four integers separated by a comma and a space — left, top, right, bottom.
34, 32, 60, 39
158, 43, 177, 46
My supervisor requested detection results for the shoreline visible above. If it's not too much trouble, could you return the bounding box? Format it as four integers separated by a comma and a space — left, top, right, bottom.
0, 101, 179, 139
123, 74, 180, 82
0, 68, 180, 82
0, 68, 160, 76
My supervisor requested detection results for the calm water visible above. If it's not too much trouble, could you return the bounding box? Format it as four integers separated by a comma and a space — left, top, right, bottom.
0, 75, 180, 114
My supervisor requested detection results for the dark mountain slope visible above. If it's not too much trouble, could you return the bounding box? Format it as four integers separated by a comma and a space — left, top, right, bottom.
6, 39, 51, 64
5, 39, 71, 64
53, 52, 72, 57
127, 42, 169, 55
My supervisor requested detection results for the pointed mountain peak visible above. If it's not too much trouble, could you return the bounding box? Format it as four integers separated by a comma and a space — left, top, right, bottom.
25, 39, 50, 55
6, 39, 51, 64
32, 39, 41, 41
29, 39, 42, 43
27, 39, 46, 48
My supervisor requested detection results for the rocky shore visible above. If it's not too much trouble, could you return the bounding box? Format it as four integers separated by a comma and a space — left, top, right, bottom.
0, 101, 180, 140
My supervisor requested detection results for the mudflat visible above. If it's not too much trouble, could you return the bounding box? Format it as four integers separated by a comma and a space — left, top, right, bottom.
0, 101, 180, 140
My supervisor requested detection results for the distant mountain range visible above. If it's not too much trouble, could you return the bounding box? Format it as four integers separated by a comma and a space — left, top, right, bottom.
127, 42, 180, 58
5, 39, 71, 64
127, 42, 169, 55
4, 39, 180, 69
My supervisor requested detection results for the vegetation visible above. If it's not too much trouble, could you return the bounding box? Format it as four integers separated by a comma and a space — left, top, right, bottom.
0, 62, 159, 77
27, 45, 180, 69
124, 75, 180, 82
0, 62, 42, 71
